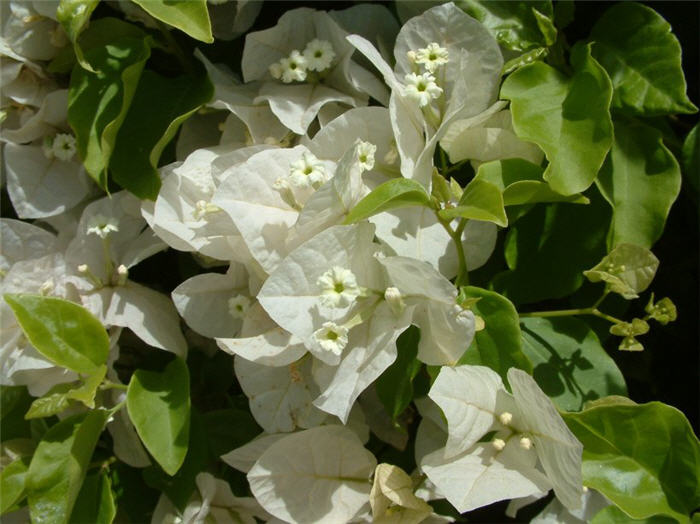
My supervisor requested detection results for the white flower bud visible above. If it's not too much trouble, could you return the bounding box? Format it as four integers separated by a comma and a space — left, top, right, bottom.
499, 412, 513, 426
39, 279, 54, 296
492, 438, 506, 451
78, 264, 89, 274
116, 264, 128, 286
384, 287, 405, 316
519, 436, 532, 450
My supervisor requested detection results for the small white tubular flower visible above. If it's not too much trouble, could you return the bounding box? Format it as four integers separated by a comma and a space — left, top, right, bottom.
289, 151, 327, 188
77, 264, 89, 274
414, 42, 449, 72
39, 278, 55, 296
311, 321, 349, 357
499, 412, 513, 426
86, 214, 119, 238
303, 39, 335, 72
384, 286, 405, 316
403, 72, 443, 107
51, 133, 77, 162
356, 141, 376, 172
519, 436, 533, 450
228, 295, 253, 319
269, 61, 283, 80
317, 266, 361, 308
280, 50, 307, 83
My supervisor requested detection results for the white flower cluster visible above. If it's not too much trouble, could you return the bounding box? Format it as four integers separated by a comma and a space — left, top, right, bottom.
269, 39, 336, 83
404, 43, 448, 107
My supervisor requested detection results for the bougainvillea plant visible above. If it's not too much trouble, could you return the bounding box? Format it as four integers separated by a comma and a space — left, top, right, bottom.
1, 1, 698, 522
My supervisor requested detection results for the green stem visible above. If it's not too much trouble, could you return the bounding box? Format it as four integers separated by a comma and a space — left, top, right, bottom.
437, 214, 470, 287
519, 306, 624, 324
99, 381, 128, 391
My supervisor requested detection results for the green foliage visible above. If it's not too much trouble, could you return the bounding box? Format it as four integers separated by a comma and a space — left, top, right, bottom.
493, 191, 610, 305
1, 456, 31, 514
201, 408, 261, 458
132, 0, 214, 43
343, 178, 432, 224
56, 0, 100, 72
1, 386, 33, 441
564, 401, 700, 522
682, 124, 699, 199
26, 410, 109, 524
126, 358, 191, 476
520, 317, 627, 411
4, 295, 110, 374
376, 326, 422, 420
583, 243, 659, 299
68, 19, 151, 190
25, 366, 107, 419
456, 1, 555, 51
438, 179, 508, 227
590, 2, 697, 116
69, 472, 115, 524
597, 117, 681, 249
458, 287, 532, 385
502, 42, 613, 196
109, 70, 214, 200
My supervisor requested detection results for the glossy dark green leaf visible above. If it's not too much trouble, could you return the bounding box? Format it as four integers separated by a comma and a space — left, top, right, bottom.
474, 158, 589, 206
682, 124, 699, 199
1, 386, 32, 441
132, 0, 213, 43
127, 358, 190, 476
56, 0, 100, 72
502, 42, 613, 196
202, 408, 261, 458
0, 456, 31, 514
376, 326, 421, 420
597, 118, 681, 249
4, 295, 110, 374
69, 472, 115, 524
458, 287, 532, 385
590, 2, 697, 116
109, 70, 213, 199
564, 401, 700, 522
456, 0, 554, 51
26, 410, 109, 524
520, 317, 627, 411
343, 178, 432, 224
438, 179, 507, 227
68, 31, 151, 189
493, 190, 610, 305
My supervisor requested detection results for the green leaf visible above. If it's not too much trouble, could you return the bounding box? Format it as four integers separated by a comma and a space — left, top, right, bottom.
682, 124, 699, 199
109, 70, 213, 199
56, 0, 100, 72
132, 0, 213, 43
502, 42, 613, 196
343, 178, 432, 224
592, 505, 677, 524
456, 0, 554, 51
597, 118, 681, 249
520, 317, 627, 411
376, 326, 422, 420
583, 243, 659, 299
475, 158, 589, 206
502, 47, 548, 76
127, 358, 190, 476
438, 179, 507, 227
1, 386, 33, 441
69, 472, 115, 524
1, 456, 31, 514
457, 287, 532, 385
202, 408, 261, 458
590, 2, 698, 116
564, 401, 700, 522
26, 410, 109, 524
4, 295, 110, 374
26, 365, 107, 419
493, 190, 611, 305
645, 295, 677, 325
68, 30, 151, 189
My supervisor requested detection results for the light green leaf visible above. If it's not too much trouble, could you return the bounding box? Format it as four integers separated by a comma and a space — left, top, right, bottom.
438, 179, 507, 227
520, 317, 627, 411
592, 505, 677, 524
1, 456, 31, 514
564, 401, 700, 522
458, 287, 532, 385
26, 410, 109, 524
343, 178, 432, 224
502, 47, 548, 75
493, 190, 610, 305
56, 0, 100, 72
127, 358, 190, 476
4, 294, 110, 374
590, 2, 698, 116
69, 472, 116, 524
25, 365, 107, 419
110, 70, 213, 199
132, 0, 213, 43
68, 26, 151, 189
502, 42, 613, 196
583, 243, 659, 299
456, 0, 554, 51
375, 325, 421, 420
597, 118, 681, 249
475, 158, 589, 206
